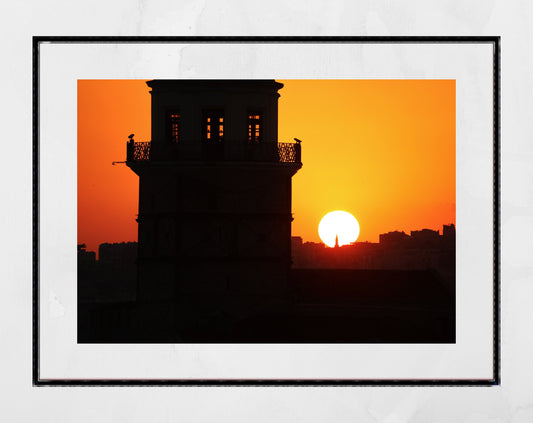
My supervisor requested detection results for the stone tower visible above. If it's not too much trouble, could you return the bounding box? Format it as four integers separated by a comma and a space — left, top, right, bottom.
126, 80, 302, 340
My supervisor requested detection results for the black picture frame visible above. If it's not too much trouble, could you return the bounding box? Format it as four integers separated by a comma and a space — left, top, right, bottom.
33, 36, 500, 386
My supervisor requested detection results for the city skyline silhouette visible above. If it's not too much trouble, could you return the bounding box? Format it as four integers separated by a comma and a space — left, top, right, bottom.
78, 221, 455, 342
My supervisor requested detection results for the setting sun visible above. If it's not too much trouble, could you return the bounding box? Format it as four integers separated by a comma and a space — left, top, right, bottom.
318, 211, 360, 247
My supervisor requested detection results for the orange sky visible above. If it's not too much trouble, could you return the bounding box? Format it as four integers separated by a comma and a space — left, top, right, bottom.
78, 80, 455, 254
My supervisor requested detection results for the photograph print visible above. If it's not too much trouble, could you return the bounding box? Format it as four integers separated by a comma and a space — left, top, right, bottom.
77, 78, 456, 344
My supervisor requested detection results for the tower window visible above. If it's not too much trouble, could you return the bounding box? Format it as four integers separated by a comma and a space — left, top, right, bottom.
168, 111, 180, 143
248, 113, 262, 143
205, 111, 224, 142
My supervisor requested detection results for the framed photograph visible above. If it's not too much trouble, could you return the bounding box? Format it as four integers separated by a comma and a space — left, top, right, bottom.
34, 37, 499, 385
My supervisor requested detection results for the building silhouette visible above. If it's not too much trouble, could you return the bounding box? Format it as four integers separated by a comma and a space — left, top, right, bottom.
77, 244, 95, 266
379, 230, 409, 247
125, 80, 302, 340
98, 242, 137, 266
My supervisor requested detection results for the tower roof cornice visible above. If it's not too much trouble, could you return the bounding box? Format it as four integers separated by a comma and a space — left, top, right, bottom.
146, 79, 284, 92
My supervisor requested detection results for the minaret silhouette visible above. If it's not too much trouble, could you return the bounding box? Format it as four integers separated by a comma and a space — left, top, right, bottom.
335, 234, 339, 248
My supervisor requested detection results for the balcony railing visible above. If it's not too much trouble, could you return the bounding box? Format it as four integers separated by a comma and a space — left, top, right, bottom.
126, 139, 301, 165
127, 140, 151, 162
278, 142, 301, 164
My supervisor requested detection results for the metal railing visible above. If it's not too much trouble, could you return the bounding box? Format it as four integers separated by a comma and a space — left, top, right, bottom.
127, 140, 151, 162
278, 142, 301, 164
127, 139, 301, 164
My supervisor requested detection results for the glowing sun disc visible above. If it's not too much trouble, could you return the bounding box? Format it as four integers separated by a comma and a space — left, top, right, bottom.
318, 211, 360, 247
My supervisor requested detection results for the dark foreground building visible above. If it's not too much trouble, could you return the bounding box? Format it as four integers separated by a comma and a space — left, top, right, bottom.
78, 80, 454, 343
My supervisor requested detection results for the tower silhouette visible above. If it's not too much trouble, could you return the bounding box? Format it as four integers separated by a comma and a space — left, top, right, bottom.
126, 80, 302, 340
